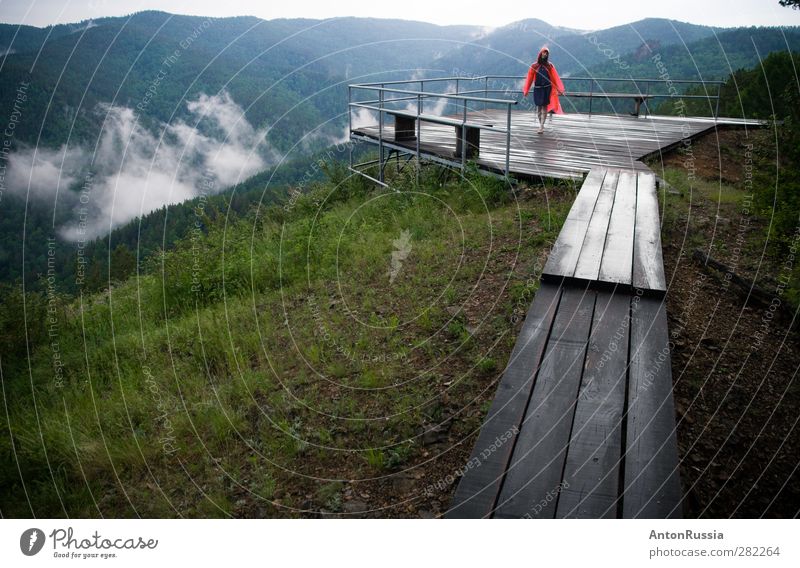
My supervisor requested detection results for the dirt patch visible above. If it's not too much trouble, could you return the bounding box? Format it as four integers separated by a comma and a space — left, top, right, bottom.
659, 127, 800, 518
649, 127, 772, 185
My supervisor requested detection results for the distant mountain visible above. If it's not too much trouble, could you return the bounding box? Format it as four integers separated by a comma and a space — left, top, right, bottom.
583, 26, 800, 80
0, 12, 483, 149
0, 19, 86, 55
433, 18, 723, 77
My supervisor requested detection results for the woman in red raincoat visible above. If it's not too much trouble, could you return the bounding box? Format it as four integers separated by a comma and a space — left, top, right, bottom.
522, 46, 565, 133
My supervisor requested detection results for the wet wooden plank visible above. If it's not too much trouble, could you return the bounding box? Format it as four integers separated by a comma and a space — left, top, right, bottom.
493, 287, 596, 518
598, 170, 637, 285
556, 289, 629, 519
633, 171, 667, 292
573, 169, 620, 281
622, 296, 682, 518
566, 169, 609, 222
447, 283, 562, 518
542, 169, 607, 279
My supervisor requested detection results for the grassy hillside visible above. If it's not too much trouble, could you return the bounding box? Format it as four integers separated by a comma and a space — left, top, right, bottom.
646, 133, 800, 516
655, 50, 800, 269
0, 164, 575, 517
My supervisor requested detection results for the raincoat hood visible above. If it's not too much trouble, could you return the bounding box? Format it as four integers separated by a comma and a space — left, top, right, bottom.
537, 47, 550, 64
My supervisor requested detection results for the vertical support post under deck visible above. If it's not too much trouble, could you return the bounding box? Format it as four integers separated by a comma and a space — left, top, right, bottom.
348, 85, 353, 171
505, 104, 511, 179
416, 93, 421, 186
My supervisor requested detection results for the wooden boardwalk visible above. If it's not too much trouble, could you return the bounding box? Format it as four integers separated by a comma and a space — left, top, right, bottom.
352, 107, 762, 518
447, 167, 683, 519
542, 168, 666, 293
352, 110, 761, 180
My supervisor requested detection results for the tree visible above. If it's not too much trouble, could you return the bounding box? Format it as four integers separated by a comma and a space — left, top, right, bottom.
110, 243, 137, 283
779, 0, 799, 9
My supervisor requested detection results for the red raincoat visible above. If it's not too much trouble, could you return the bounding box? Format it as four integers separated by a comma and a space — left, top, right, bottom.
522, 48, 565, 114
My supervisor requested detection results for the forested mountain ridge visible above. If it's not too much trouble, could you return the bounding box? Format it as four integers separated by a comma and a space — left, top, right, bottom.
583, 26, 800, 81
433, 17, 725, 77
0, 11, 484, 149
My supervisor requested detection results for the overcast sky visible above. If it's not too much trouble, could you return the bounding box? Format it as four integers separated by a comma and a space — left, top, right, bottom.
2, 0, 800, 29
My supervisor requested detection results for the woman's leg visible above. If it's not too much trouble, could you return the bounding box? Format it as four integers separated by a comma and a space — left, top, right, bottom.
537, 106, 545, 132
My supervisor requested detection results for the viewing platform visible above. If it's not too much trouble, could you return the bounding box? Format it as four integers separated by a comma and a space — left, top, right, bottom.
347, 75, 764, 182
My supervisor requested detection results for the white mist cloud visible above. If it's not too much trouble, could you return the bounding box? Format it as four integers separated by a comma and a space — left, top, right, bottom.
335, 107, 377, 144
7, 91, 275, 240
6, 144, 86, 201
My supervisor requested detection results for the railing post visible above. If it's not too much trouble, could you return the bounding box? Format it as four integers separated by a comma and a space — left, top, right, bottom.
505, 104, 511, 179
484, 76, 488, 112
348, 85, 353, 170
588, 79, 594, 116
461, 99, 467, 171
644, 80, 650, 117
416, 93, 421, 186
715, 82, 721, 119
378, 86, 384, 184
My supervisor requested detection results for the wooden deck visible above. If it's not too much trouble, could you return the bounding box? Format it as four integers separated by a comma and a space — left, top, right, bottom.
352, 110, 762, 180
446, 167, 682, 519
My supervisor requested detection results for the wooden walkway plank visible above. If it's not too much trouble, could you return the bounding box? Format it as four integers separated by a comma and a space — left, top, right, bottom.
573, 169, 621, 282
598, 170, 638, 285
622, 295, 683, 518
633, 171, 667, 292
565, 168, 608, 223
493, 287, 596, 518
446, 283, 562, 518
542, 169, 607, 278
556, 289, 629, 519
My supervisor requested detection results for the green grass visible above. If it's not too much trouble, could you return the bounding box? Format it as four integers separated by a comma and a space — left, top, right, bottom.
661, 166, 750, 206
659, 163, 800, 311
0, 163, 571, 517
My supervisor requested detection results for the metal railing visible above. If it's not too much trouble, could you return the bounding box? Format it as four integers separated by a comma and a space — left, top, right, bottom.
469, 75, 726, 118
348, 81, 517, 184
347, 75, 726, 184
